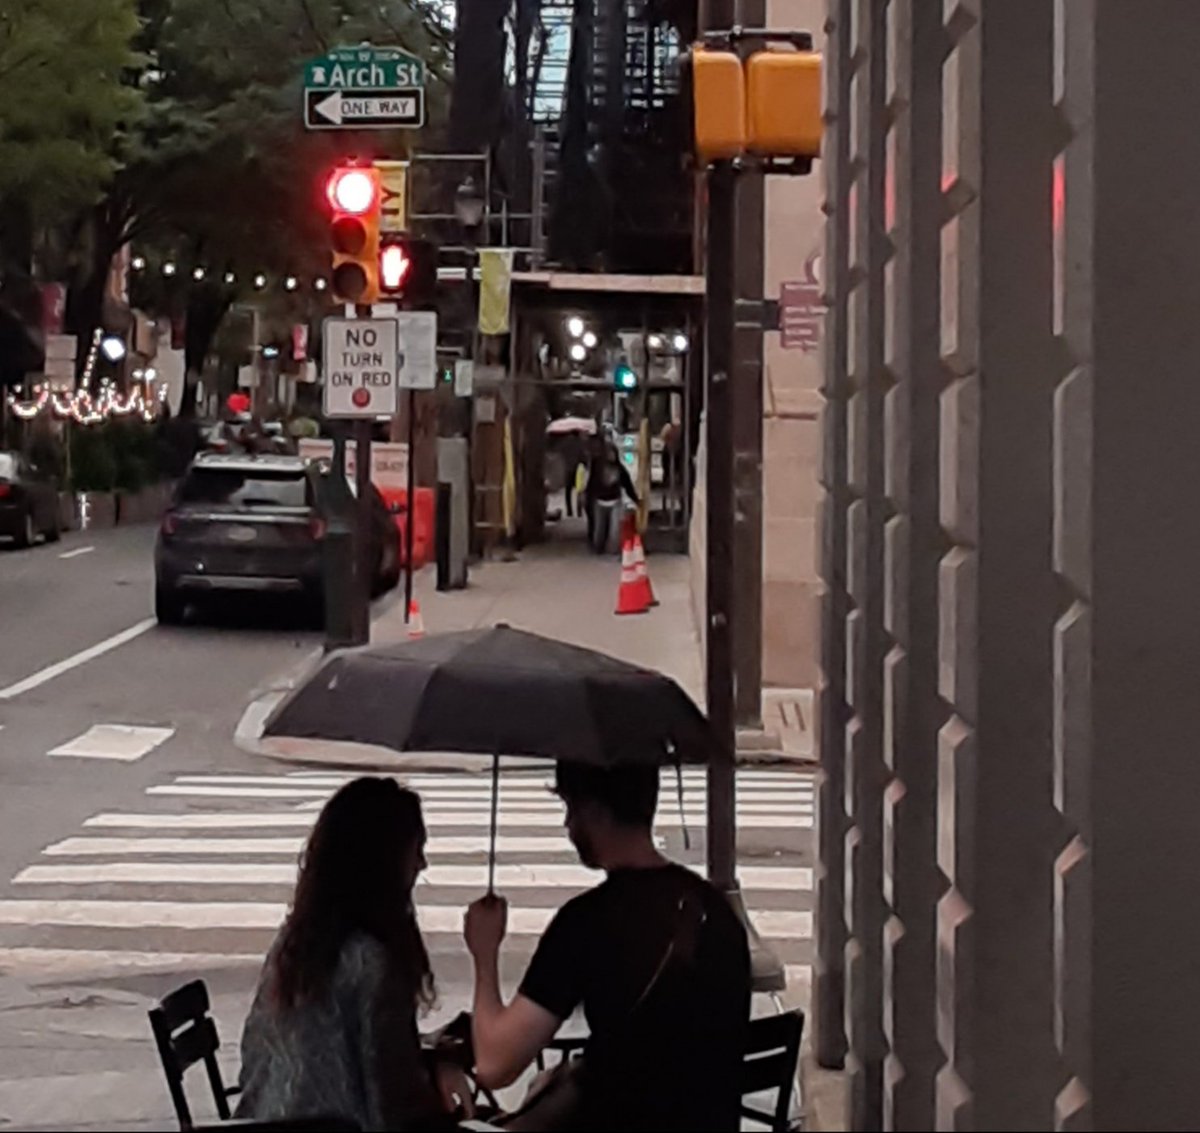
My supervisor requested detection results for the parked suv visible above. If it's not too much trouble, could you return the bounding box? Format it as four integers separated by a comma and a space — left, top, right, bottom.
154, 453, 400, 624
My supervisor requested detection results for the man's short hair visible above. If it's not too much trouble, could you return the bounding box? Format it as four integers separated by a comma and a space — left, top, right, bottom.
554, 763, 659, 828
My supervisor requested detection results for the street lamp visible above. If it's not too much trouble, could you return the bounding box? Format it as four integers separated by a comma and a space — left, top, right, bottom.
455, 175, 486, 231
567, 316, 585, 339
673, 332, 689, 352
648, 333, 664, 350
100, 335, 127, 363
569, 342, 588, 363
582, 331, 598, 349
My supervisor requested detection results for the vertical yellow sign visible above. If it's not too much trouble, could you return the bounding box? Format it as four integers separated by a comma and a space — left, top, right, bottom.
374, 160, 409, 233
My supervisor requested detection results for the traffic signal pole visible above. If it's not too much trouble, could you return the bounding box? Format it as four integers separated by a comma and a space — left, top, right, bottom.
403, 386, 416, 621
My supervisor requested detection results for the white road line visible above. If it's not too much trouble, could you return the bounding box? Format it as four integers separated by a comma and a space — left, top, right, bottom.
48, 725, 174, 762
45, 834, 589, 856
0, 899, 812, 939
58, 546, 95, 560
0, 619, 156, 701
13, 862, 812, 891
146, 784, 813, 804
263, 771, 813, 786
0, 947, 263, 977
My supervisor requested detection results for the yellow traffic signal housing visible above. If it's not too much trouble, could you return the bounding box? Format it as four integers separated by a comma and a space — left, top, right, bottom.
691, 47, 746, 163
326, 166, 381, 305
745, 50, 822, 159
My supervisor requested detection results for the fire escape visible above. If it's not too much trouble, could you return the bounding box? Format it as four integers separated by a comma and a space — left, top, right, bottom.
543, 0, 694, 273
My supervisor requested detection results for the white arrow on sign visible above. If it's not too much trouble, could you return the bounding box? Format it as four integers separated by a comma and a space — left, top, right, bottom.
311, 91, 419, 126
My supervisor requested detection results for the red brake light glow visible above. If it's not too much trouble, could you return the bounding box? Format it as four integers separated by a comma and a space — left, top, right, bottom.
161, 512, 178, 536
0, 484, 10, 499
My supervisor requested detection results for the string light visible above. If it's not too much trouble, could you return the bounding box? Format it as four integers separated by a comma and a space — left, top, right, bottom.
254, 274, 267, 289
285, 276, 298, 291
192, 267, 206, 281
314, 278, 328, 292
130, 253, 331, 295
131, 256, 146, 271
5, 383, 167, 426
224, 271, 236, 285
162, 262, 177, 277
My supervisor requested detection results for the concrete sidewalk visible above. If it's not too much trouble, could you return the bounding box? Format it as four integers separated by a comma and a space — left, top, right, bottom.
241, 538, 705, 769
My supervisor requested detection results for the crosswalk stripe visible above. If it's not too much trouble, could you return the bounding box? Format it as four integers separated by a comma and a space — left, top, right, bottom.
45, 834, 596, 856
146, 784, 812, 803
0, 899, 812, 940
187, 771, 813, 787
85, 801, 810, 829
13, 862, 813, 891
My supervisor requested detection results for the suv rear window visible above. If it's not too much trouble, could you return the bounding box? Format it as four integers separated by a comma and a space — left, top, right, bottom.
178, 468, 310, 509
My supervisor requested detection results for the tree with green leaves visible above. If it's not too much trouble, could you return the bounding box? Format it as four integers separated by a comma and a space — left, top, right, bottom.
0, 0, 141, 248
92, 0, 452, 413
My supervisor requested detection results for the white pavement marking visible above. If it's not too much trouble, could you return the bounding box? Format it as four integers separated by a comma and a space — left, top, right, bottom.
45, 834, 589, 856
0, 947, 262, 977
58, 546, 95, 560
205, 771, 814, 787
0, 899, 812, 940
0, 618, 156, 701
13, 861, 812, 892
48, 724, 174, 762
147, 784, 813, 803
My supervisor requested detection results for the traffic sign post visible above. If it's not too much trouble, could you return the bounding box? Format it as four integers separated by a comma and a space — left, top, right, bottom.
322, 316, 400, 419
322, 313, 401, 648
392, 311, 437, 621
303, 45, 426, 131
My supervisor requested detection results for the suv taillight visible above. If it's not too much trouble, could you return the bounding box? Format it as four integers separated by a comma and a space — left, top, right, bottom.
310, 516, 327, 540
0, 483, 10, 499
161, 512, 178, 536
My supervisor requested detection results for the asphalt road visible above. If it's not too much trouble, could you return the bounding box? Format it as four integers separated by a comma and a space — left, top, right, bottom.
0, 525, 813, 1131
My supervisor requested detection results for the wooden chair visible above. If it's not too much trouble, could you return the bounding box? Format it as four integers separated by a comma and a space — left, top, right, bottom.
740, 1009, 805, 1131
148, 979, 240, 1130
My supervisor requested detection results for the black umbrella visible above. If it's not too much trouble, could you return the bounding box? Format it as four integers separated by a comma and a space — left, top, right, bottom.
264, 624, 714, 888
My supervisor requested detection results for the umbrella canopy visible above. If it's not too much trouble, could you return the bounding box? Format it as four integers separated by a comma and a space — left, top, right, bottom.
546, 416, 597, 436
264, 625, 713, 767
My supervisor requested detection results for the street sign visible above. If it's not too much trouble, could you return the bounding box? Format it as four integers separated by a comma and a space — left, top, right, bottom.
375, 161, 409, 233
306, 90, 423, 130
322, 316, 400, 418
303, 45, 426, 130
396, 311, 438, 390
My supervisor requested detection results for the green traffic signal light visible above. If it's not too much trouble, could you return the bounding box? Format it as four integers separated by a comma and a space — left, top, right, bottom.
614, 364, 637, 391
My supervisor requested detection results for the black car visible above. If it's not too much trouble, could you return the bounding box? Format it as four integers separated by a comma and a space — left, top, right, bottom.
0, 451, 61, 548
154, 453, 400, 624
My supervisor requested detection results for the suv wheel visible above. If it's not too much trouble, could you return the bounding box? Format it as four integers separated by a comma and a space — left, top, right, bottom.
155, 585, 186, 625
14, 511, 35, 549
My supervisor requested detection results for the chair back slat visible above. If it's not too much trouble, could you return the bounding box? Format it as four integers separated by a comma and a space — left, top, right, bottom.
157, 979, 212, 1032
739, 1009, 805, 1132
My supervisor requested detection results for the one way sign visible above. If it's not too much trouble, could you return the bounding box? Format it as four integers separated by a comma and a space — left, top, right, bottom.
305, 88, 425, 130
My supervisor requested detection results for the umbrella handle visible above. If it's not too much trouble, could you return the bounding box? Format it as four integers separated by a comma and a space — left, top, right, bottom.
488, 752, 500, 896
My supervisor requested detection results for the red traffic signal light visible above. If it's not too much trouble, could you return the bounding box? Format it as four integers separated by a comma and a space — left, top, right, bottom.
326, 168, 377, 215
326, 165, 381, 304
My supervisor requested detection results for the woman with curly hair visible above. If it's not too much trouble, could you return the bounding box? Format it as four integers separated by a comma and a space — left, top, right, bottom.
235, 777, 468, 1130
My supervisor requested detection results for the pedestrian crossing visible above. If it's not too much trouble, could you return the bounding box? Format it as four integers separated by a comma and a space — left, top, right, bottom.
0, 765, 814, 988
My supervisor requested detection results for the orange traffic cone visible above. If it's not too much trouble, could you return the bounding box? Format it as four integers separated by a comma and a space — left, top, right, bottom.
407, 600, 426, 639
631, 531, 658, 607
615, 531, 650, 615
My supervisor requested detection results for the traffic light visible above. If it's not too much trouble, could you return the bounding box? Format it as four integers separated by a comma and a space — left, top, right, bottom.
614, 363, 638, 391
687, 43, 823, 164
689, 47, 746, 163
326, 165, 381, 304
378, 234, 438, 306
745, 50, 822, 158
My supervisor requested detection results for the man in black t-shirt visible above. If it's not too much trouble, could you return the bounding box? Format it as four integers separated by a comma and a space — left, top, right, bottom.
464, 763, 750, 1131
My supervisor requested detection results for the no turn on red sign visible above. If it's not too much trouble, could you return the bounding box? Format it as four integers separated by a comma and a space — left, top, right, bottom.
322, 316, 400, 418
